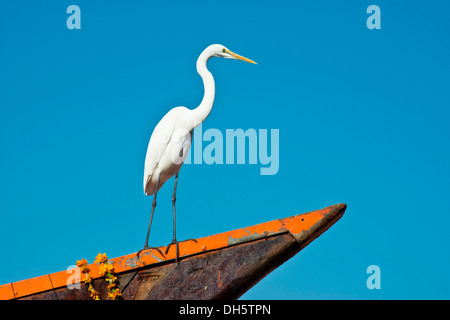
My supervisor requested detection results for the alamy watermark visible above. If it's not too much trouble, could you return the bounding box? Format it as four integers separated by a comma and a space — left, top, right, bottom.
170, 122, 279, 176
366, 5, 381, 29
66, 5, 81, 30
366, 265, 381, 289
66, 265, 81, 290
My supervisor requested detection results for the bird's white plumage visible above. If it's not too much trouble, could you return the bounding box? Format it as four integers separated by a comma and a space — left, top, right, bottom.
143, 107, 192, 195
143, 44, 256, 196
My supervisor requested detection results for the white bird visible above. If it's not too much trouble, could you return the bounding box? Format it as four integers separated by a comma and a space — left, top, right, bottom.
141, 44, 256, 260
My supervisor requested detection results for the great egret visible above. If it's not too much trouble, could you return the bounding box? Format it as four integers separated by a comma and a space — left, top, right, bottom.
141, 44, 256, 260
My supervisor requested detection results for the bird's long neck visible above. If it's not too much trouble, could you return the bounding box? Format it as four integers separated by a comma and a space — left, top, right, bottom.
190, 51, 215, 127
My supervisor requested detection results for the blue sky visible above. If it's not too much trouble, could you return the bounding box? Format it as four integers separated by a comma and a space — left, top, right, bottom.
1, 1, 449, 299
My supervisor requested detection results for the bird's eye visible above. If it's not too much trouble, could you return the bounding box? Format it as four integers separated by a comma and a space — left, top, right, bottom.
222, 48, 226, 53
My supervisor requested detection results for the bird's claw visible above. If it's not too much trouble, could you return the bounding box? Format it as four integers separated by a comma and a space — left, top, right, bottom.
165, 241, 179, 260
136, 246, 165, 263
165, 238, 198, 262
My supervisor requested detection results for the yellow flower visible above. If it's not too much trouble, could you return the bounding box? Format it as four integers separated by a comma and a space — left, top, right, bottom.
105, 264, 112, 276
108, 275, 117, 283
99, 265, 106, 277
99, 263, 114, 276
94, 253, 108, 264
83, 275, 92, 284
108, 289, 121, 300
107, 282, 116, 290
90, 289, 100, 298
76, 259, 88, 267
76, 252, 119, 301
80, 265, 90, 273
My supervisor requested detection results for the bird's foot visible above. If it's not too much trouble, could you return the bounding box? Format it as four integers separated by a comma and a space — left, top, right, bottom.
164, 238, 198, 263
136, 245, 165, 262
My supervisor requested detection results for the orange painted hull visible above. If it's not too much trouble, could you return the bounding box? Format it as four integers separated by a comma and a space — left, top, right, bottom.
0, 203, 346, 300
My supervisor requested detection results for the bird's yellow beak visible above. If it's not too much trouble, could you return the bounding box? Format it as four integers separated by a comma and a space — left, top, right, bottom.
226, 49, 257, 64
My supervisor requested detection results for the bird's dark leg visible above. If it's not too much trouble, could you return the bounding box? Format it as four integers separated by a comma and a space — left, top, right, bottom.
165, 173, 179, 260
171, 173, 178, 243
144, 174, 160, 249
137, 174, 164, 259
165, 173, 197, 262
